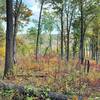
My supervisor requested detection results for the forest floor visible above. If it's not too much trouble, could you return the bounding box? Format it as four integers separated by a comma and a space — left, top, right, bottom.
0, 55, 100, 99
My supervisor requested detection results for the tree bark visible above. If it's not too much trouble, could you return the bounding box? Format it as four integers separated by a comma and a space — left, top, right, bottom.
60, 4, 64, 59
4, 0, 14, 77
95, 33, 98, 64
65, 3, 75, 62
49, 32, 52, 52
57, 34, 59, 54
0, 81, 68, 100
79, 0, 84, 64
36, 0, 44, 61
66, 30, 69, 61
13, 0, 22, 64
13, 15, 18, 64
73, 40, 77, 59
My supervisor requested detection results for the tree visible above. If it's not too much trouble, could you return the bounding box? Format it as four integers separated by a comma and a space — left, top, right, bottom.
36, 0, 44, 61
64, 0, 76, 61
0, 0, 6, 45
79, 0, 84, 64
78, 0, 99, 63
89, 15, 100, 63
13, 0, 32, 64
60, 4, 64, 59
13, 0, 22, 64
72, 19, 80, 59
0, 0, 6, 20
0, 0, 32, 64
42, 11, 55, 55
52, 0, 63, 59
0, 22, 5, 47
4, 0, 14, 77
27, 27, 37, 42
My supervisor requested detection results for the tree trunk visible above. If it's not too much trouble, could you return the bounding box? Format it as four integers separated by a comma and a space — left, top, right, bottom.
4, 0, 14, 77
60, 4, 64, 59
79, 0, 84, 64
73, 40, 77, 59
57, 34, 59, 54
43, 32, 52, 56
98, 34, 100, 64
36, 0, 44, 61
65, 2, 75, 62
0, 81, 68, 100
13, 0, 22, 64
91, 42, 95, 60
96, 33, 98, 64
66, 30, 69, 61
49, 32, 52, 52
13, 15, 18, 64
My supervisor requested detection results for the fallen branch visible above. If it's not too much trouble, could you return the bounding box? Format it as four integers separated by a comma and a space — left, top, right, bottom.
0, 81, 68, 100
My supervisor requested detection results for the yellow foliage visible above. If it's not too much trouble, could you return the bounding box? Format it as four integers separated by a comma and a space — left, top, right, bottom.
72, 96, 78, 100
26, 10, 32, 16
0, 47, 5, 57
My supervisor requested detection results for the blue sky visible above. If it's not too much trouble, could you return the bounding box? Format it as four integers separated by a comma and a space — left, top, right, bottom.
23, 0, 40, 19
18, 0, 39, 34
20, 0, 58, 34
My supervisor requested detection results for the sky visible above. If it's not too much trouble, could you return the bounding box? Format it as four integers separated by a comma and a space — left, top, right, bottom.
23, 0, 40, 19
19, 0, 40, 34
19, 0, 58, 34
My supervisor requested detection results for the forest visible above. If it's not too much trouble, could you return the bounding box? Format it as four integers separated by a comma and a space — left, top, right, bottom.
0, 0, 100, 100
